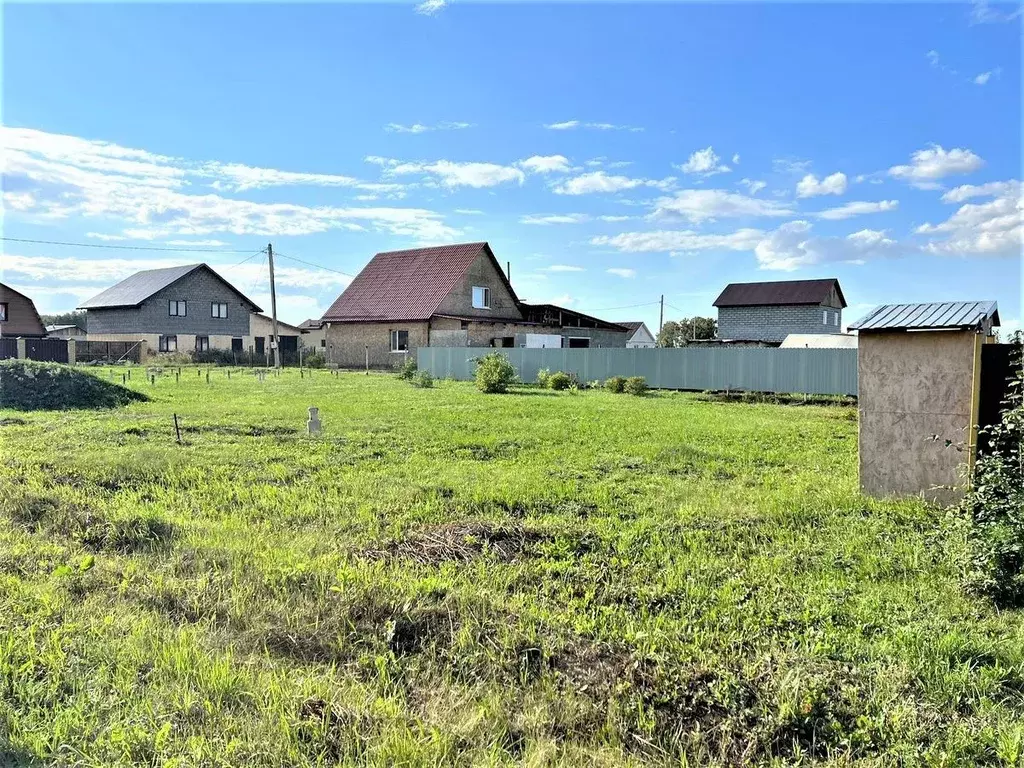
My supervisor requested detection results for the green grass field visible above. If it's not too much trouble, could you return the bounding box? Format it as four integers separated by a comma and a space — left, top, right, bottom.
2, 367, 1023, 767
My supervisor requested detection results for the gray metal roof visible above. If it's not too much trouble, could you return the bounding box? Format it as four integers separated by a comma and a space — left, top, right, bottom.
79, 264, 261, 311
849, 301, 999, 331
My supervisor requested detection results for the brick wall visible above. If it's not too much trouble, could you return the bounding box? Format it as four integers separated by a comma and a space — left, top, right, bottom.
85, 268, 253, 338
718, 305, 843, 343
434, 252, 523, 321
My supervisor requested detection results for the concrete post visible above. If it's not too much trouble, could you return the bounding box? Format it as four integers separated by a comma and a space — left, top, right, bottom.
16, 338, 26, 360
67, 339, 76, 365
138, 340, 148, 361
307, 406, 321, 435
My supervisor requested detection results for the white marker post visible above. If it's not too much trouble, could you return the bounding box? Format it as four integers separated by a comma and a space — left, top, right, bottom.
307, 406, 321, 435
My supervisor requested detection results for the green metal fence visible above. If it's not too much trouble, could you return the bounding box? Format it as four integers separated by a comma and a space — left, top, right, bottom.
417, 347, 858, 396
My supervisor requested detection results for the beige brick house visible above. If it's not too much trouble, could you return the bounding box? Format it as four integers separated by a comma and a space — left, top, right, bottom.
320, 242, 627, 368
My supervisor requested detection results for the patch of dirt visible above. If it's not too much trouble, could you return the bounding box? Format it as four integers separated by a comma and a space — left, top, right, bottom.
452, 440, 522, 461
179, 424, 298, 437
370, 521, 551, 564
296, 697, 374, 763
0, 417, 27, 427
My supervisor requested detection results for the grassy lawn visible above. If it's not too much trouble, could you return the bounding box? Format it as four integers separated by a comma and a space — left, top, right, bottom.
2, 367, 1022, 766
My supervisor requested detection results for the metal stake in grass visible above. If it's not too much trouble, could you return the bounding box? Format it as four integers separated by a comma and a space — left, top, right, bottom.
173, 413, 181, 444
150, 374, 155, 385
205, 370, 210, 384
307, 406, 321, 435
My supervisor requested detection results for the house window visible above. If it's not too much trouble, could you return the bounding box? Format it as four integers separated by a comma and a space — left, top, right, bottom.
320, 338, 326, 348
231, 338, 243, 352
158, 335, 177, 352
0, 303, 7, 322
833, 312, 840, 327
169, 300, 187, 317
255, 337, 265, 355
211, 302, 228, 319
823, 310, 828, 325
472, 286, 490, 309
567, 337, 591, 348
195, 336, 210, 352
390, 330, 409, 352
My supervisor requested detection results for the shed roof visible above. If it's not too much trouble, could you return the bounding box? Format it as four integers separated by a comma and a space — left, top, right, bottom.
849, 301, 999, 331
713, 278, 846, 308
79, 264, 262, 312
322, 242, 515, 322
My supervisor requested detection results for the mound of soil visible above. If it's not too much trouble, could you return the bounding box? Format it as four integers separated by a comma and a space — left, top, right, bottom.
0, 360, 149, 410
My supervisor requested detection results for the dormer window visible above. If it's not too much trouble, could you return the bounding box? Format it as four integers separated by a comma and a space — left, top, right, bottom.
472, 286, 490, 309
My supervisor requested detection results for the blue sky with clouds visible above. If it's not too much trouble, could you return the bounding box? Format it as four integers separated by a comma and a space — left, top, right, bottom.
2, 1, 1021, 333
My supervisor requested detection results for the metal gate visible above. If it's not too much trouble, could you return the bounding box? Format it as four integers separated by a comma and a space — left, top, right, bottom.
24, 338, 69, 363
977, 343, 1020, 454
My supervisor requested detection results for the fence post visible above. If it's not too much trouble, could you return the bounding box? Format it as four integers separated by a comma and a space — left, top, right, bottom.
16, 338, 26, 360
67, 339, 76, 365
138, 340, 148, 362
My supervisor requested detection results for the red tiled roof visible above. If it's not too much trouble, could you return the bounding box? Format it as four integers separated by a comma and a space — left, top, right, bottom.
322, 242, 505, 322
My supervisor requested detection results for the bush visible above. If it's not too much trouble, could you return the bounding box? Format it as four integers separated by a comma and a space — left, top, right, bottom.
605, 376, 626, 394
474, 353, 517, 394
0, 360, 149, 410
411, 370, 434, 389
192, 348, 236, 366
395, 357, 418, 380
303, 352, 326, 369
959, 356, 1023, 606
623, 376, 648, 396
547, 371, 572, 391
536, 368, 552, 388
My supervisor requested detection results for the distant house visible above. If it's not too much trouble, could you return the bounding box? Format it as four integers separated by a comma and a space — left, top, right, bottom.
79, 264, 262, 355
244, 314, 308, 362
713, 278, 847, 344
320, 242, 628, 368
621, 321, 656, 348
298, 318, 326, 351
0, 283, 46, 337
46, 324, 86, 340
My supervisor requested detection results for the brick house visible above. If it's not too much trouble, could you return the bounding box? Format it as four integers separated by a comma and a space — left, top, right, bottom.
79, 264, 262, 354
713, 278, 847, 344
0, 283, 47, 338
320, 242, 628, 368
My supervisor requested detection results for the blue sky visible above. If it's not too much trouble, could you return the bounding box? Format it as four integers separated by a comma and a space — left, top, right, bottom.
2, 1, 1021, 334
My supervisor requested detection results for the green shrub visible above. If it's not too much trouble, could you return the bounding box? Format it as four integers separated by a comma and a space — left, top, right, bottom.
536, 368, 552, 388
303, 352, 326, 369
960, 356, 1023, 606
0, 360, 148, 410
623, 376, 648, 396
547, 371, 572, 391
411, 370, 434, 389
474, 353, 517, 394
605, 376, 626, 394
395, 357, 418, 380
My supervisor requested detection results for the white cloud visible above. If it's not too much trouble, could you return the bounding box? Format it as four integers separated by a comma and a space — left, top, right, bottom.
753, 221, 902, 271
739, 178, 767, 195
591, 228, 766, 253
773, 158, 813, 176
678, 146, 731, 175
969, 0, 1022, 24
518, 155, 572, 174
163, 239, 229, 246
454, 208, 484, 215
543, 265, 585, 273
384, 121, 472, 133
814, 200, 899, 220
888, 145, 984, 188
796, 172, 848, 198
520, 213, 589, 225
941, 180, 1020, 203
650, 189, 793, 223
732, 154, 741, 165
606, 268, 636, 278
917, 182, 1022, 257
598, 215, 632, 222
552, 171, 674, 195
415, 0, 446, 15
544, 120, 642, 132
372, 157, 525, 188
973, 67, 1001, 85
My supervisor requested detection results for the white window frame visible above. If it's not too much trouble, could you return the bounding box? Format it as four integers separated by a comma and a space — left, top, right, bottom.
833, 311, 840, 327
472, 286, 490, 310
0, 302, 7, 322
169, 300, 187, 317
211, 302, 228, 319
195, 335, 210, 352
159, 334, 178, 352
823, 310, 828, 325
390, 329, 409, 352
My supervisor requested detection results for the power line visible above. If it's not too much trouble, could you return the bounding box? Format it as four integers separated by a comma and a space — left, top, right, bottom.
1, 236, 258, 254
231, 247, 268, 267
580, 300, 661, 313
272, 251, 358, 279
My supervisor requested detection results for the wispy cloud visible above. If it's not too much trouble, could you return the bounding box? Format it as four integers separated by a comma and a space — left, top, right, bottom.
552, 171, 674, 195
969, 0, 1022, 24
520, 213, 590, 225
517, 155, 572, 174
606, 268, 636, 278
677, 146, 731, 176
650, 189, 793, 223
544, 120, 643, 132
973, 67, 1002, 85
384, 121, 472, 133
415, 0, 446, 16
739, 178, 767, 195
888, 144, 984, 189
367, 155, 525, 188
813, 200, 899, 220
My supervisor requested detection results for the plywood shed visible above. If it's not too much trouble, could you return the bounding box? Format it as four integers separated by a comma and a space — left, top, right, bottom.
849, 301, 1000, 504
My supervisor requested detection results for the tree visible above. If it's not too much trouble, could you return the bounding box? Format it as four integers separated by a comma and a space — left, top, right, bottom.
40, 310, 86, 328
656, 316, 717, 347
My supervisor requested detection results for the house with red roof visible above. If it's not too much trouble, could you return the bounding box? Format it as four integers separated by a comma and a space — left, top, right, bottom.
320, 242, 628, 368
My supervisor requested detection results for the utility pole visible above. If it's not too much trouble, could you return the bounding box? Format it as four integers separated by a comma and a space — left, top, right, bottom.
659, 294, 664, 333
267, 242, 281, 369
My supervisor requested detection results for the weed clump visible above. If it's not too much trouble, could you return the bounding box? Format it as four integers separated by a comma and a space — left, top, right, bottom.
395, 357, 418, 381
474, 352, 517, 394
546, 371, 572, 391
411, 370, 434, 388
0, 360, 148, 410
623, 376, 648, 396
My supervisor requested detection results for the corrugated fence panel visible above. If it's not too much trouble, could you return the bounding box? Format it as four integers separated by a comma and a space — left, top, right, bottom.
418, 347, 858, 396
